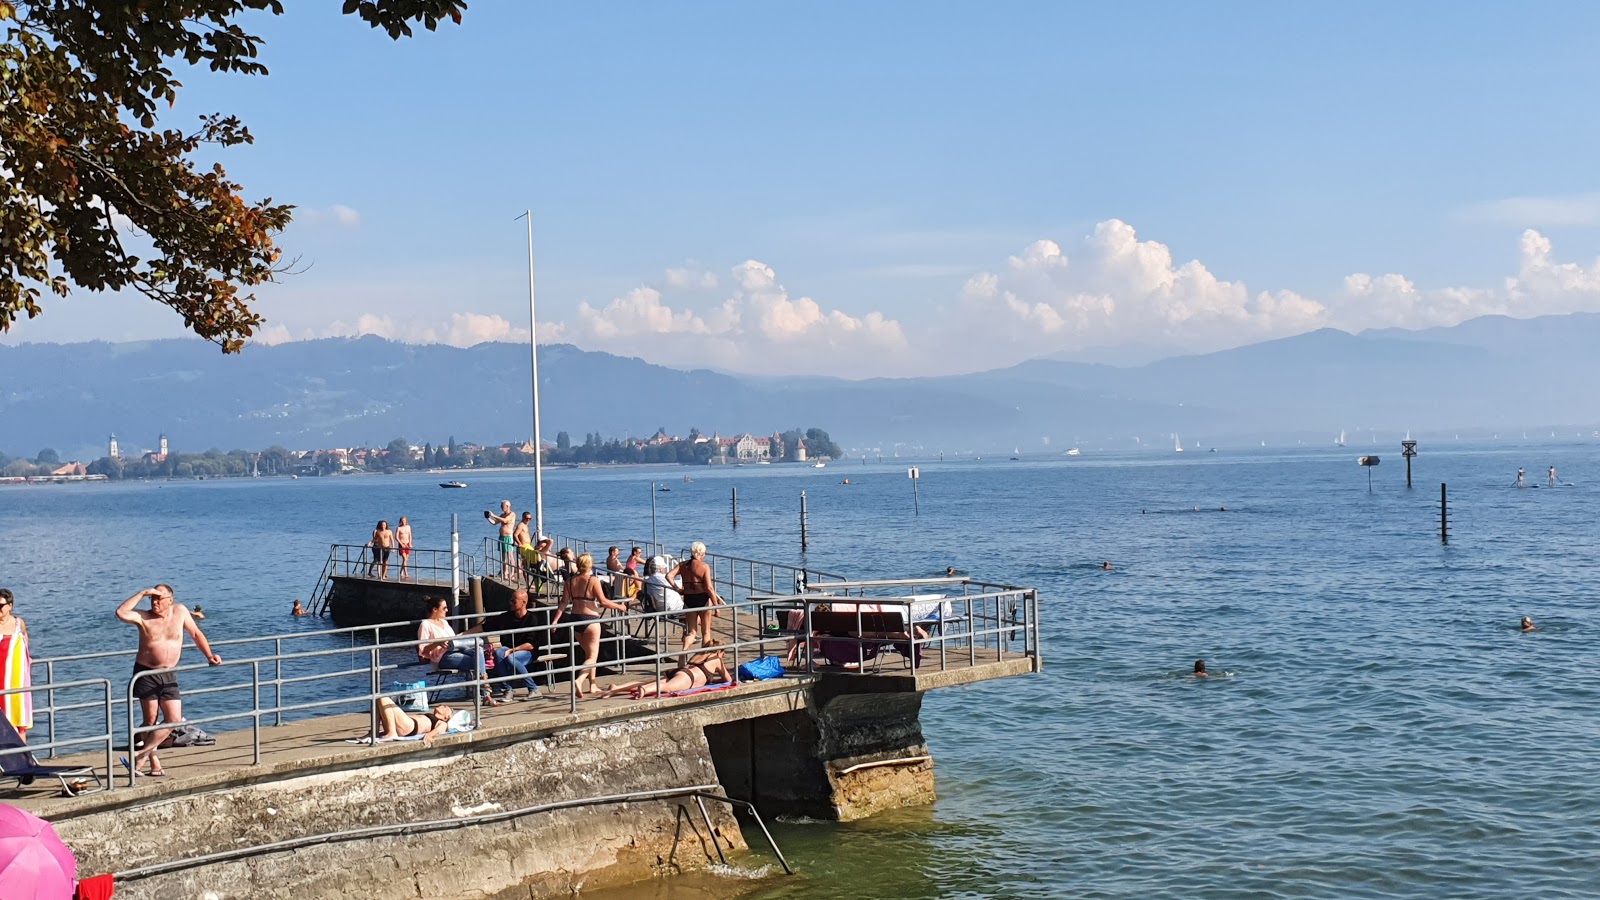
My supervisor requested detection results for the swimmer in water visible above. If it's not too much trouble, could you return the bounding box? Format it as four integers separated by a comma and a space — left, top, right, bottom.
1101, 561, 1113, 570
946, 566, 958, 577
1193, 659, 1209, 677
1520, 617, 1536, 632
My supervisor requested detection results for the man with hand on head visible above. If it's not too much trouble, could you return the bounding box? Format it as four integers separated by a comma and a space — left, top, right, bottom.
116, 584, 222, 777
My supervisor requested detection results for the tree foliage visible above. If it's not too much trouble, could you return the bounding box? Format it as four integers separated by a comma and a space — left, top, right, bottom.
0, 0, 467, 351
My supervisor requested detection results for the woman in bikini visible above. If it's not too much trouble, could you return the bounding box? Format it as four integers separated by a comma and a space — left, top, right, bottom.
601, 650, 733, 699
667, 541, 722, 653
373, 698, 453, 746
552, 553, 630, 697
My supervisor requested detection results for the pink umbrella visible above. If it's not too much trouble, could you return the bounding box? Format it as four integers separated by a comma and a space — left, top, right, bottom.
0, 802, 77, 899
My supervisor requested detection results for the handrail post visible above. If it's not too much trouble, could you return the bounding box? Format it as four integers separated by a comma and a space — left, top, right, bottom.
125, 677, 139, 786
368, 646, 381, 746
103, 680, 115, 793
273, 638, 283, 727
46, 660, 56, 759
569, 627, 578, 715
251, 660, 262, 765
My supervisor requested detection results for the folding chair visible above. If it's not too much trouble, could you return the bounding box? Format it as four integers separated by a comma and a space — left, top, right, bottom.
0, 716, 103, 796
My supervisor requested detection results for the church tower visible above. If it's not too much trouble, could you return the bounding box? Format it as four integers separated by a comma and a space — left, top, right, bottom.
159, 433, 169, 456
108, 435, 120, 459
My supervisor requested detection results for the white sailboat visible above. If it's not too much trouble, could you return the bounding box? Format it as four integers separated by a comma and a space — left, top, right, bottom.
1174, 434, 1184, 453
1336, 429, 1346, 447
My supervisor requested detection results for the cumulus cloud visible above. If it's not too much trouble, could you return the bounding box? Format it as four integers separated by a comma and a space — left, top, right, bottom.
562, 259, 908, 376
948, 220, 1329, 362
949, 220, 1600, 366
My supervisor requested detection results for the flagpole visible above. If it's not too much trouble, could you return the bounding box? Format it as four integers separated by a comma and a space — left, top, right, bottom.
526, 211, 545, 539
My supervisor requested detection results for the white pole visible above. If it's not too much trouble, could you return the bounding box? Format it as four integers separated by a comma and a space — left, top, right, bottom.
523, 210, 546, 538
450, 513, 460, 607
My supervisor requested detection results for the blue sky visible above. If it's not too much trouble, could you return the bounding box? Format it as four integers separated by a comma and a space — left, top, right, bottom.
11, 2, 1600, 375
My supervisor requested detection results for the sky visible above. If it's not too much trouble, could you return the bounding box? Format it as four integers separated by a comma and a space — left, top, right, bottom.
9, 2, 1600, 376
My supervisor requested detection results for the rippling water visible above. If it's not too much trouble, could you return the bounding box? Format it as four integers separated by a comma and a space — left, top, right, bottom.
3, 443, 1596, 898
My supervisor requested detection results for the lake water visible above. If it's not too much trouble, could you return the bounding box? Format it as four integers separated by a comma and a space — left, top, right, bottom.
3, 444, 1597, 899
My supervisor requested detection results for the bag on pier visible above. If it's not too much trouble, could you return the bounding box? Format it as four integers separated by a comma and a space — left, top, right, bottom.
737, 656, 785, 682
158, 723, 217, 748
392, 679, 430, 711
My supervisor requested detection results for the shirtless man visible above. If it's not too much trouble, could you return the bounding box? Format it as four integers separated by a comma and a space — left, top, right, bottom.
668, 541, 723, 652
485, 500, 515, 579
115, 585, 222, 777
512, 513, 533, 580
396, 516, 414, 580
369, 520, 396, 580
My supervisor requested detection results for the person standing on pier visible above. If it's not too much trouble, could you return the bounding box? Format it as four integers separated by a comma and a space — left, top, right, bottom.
513, 513, 534, 582
552, 554, 630, 697
485, 501, 516, 579
0, 589, 33, 743
669, 542, 723, 653
116, 585, 222, 777
396, 516, 414, 580
368, 520, 395, 580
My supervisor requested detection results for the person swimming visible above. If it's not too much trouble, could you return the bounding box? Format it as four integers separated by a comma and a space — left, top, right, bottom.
1101, 561, 1113, 571
1193, 659, 1208, 677
1520, 617, 1536, 632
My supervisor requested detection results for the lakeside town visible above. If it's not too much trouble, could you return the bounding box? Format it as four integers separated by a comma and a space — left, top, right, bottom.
0, 427, 844, 483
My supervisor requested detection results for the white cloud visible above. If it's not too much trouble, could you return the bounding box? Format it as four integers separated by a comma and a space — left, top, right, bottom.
298, 205, 361, 228
561, 260, 908, 376
664, 264, 719, 290
952, 221, 1600, 365
320, 312, 533, 347
1460, 193, 1600, 227
949, 220, 1329, 363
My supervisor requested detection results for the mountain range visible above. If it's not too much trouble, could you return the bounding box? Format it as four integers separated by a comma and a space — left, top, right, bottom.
5, 312, 1600, 460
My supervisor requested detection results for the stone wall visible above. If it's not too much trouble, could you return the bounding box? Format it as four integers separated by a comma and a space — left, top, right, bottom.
59, 717, 745, 900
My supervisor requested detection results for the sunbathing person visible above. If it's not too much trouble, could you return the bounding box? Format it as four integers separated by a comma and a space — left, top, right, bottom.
601, 650, 733, 699
373, 697, 453, 746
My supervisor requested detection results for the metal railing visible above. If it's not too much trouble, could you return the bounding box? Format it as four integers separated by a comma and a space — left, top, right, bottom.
26, 579, 1040, 790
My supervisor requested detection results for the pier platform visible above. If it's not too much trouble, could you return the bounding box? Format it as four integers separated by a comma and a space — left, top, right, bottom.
11, 540, 1040, 900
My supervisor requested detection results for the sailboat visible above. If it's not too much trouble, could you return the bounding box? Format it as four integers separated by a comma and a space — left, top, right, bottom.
1336, 429, 1346, 447
1174, 434, 1184, 453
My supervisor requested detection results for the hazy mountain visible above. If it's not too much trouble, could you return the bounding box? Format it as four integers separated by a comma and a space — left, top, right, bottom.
5, 312, 1600, 459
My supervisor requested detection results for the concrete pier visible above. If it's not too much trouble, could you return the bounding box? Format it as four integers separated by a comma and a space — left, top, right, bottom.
13, 545, 1040, 899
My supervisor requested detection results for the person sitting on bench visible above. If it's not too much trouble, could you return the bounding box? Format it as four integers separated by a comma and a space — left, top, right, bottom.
600, 650, 732, 699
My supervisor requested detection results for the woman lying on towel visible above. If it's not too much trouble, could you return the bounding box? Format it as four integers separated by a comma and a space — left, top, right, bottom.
601, 650, 733, 699
374, 698, 454, 746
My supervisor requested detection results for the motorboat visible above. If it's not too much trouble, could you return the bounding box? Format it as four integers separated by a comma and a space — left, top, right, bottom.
439, 481, 468, 489
813, 462, 826, 468
1065, 448, 1081, 456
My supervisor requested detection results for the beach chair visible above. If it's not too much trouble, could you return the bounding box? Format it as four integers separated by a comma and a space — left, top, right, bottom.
809, 611, 919, 671
0, 716, 103, 796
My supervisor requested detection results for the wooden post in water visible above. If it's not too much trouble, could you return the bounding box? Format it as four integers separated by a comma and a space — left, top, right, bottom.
731, 487, 739, 527
1440, 482, 1449, 544
799, 490, 809, 552
1402, 440, 1418, 489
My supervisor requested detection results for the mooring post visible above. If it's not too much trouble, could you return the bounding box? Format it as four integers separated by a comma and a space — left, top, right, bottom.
731, 487, 739, 527
1402, 440, 1418, 489
908, 466, 921, 516
800, 490, 809, 552
1440, 482, 1449, 544
450, 513, 461, 607
468, 575, 484, 617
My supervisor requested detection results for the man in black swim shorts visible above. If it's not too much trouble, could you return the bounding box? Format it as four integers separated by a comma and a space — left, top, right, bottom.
117, 584, 222, 777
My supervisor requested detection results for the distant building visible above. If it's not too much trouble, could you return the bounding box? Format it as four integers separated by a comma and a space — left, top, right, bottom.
51, 463, 87, 477
159, 432, 169, 456
796, 438, 807, 462
108, 434, 120, 459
